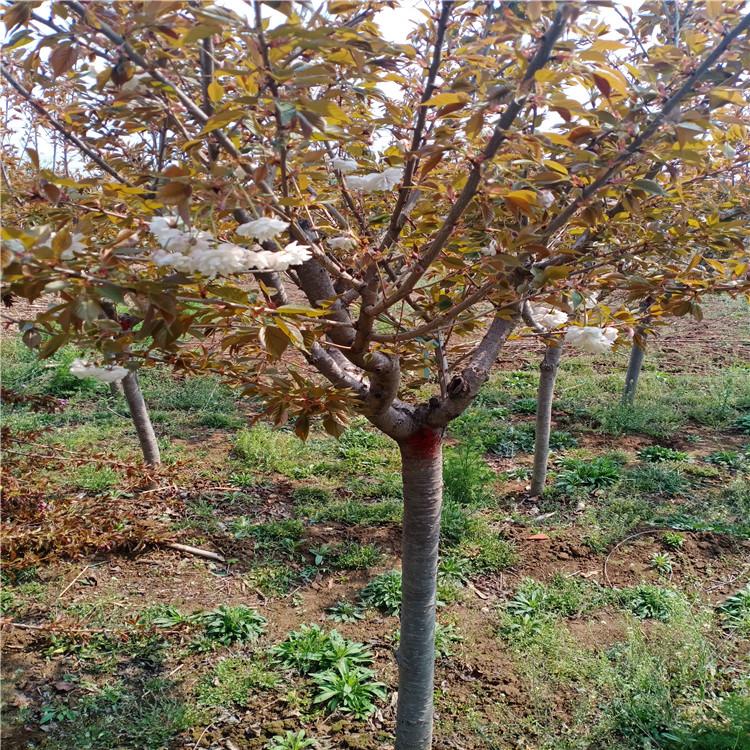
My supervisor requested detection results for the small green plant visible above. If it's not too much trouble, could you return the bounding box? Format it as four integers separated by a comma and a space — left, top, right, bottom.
549, 430, 579, 451
360, 571, 402, 616
148, 604, 193, 628
622, 584, 682, 620
330, 543, 382, 570
40, 704, 78, 724
459, 534, 518, 573
326, 601, 365, 623
269, 624, 334, 675
265, 730, 318, 750
269, 625, 372, 675
512, 398, 537, 414
199, 605, 267, 646
650, 552, 675, 575
733, 414, 750, 434
311, 662, 387, 719
440, 498, 481, 548
661, 531, 685, 549
638, 445, 690, 462
506, 585, 546, 618
556, 456, 621, 494
434, 623, 463, 658
443, 445, 496, 505
705, 450, 746, 470
502, 466, 532, 481
438, 554, 471, 584
196, 656, 281, 707
717, 583, 750, 634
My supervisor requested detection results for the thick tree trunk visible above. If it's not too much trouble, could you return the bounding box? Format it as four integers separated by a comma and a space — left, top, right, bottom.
623, 331, 647, 404
121, 371, 160, 465
395, 427, 444, 750
530, 342, 563, 497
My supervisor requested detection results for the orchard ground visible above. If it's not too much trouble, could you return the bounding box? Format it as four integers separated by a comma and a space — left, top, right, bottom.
1, 295, 749, 750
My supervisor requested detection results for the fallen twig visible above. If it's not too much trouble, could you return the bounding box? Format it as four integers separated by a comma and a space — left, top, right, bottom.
165, 542, 226, 563
56, 565, 91, 600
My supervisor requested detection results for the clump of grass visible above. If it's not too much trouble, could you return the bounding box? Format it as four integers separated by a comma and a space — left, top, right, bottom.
556, 456, 622, 495
705, 450, 746, 470
595, 400, 684, 438
71, 465, 119, 493
717, 583, 750, 635
443, 445, 496, 506
329, 543, 382, 570
638, 445, 690, 463
30, 677, 195, 750
624, 465, 687, 496
620, 584, 685, 621
195, 655, 280, 707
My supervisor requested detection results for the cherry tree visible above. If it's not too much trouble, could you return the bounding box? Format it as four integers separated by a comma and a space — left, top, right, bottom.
2, 2, 750, 747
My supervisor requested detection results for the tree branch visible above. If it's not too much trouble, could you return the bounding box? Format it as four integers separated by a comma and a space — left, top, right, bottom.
0, 64, 134, 186
542, 11, 750, 242
376, 8, 571, 314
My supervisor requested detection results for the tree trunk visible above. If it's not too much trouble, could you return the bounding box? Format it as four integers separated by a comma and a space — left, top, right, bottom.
121, 371, 160, 465
530, 342, 563, 497
395, 427, 444, 750
623, 330, 647, 404
109, 380, 124, 398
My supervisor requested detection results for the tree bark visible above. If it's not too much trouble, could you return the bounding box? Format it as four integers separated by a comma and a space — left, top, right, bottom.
623, 330, 647, 404
121, 371, 160, 465
530, 342, 563, 497
395, 427, 444, 750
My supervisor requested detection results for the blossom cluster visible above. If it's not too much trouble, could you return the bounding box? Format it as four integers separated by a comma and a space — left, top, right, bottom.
327, 235, 358, 251
331, 157, 358, 173
530, 304, 568, 329
346, 167, 402, 193
70, 358, 129, 382
564, 326, 618, 354
147, 217, 310, 279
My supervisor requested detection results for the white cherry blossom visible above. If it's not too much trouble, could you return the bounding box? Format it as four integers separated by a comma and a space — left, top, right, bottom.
70, 358, 129, 383
565, 326, 618, 354
346, 167, 402, 193
235, 217, 289, 242
331, 157, 358, 173
327, 236, 358, 251
531, 304, 568, 329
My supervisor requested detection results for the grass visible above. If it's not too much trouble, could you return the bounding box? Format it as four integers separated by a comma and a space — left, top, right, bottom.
195, 655, 281, 707
3, 296, 750, 750
28, 677, 197, 750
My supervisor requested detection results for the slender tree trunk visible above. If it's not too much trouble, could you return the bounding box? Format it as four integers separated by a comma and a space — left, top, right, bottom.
109, 380, 124, 398
530, 341, 563, 497
121, 372, 160, 465
623, 330, 647, 404
395, 427, 444, 750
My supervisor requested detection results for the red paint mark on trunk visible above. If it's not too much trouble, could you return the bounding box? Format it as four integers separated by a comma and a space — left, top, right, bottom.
405, 427, 442, 460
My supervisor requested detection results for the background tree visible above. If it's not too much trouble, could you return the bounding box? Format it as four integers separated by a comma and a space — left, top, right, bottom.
3, 2, 750, 748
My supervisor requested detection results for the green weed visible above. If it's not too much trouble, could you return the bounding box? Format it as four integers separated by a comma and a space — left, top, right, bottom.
360, 571, 402, 616
196, 655, 281, 707
556, 456, 622, 495
624, 465, 687, 496
638, 446, 690, 463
